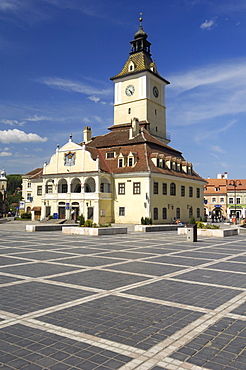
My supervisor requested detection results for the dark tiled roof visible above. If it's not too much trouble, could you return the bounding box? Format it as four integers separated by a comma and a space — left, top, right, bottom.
23, 168, 43, 178
111, 52, 169, 84
85, 128, 204, 181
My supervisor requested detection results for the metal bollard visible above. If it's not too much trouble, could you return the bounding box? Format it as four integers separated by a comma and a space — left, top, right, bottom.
187, 224, 197, 242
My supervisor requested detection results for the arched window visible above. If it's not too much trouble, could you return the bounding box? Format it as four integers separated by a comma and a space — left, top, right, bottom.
189, 206, 193, 218
197, 208, 200, 219
71, 178, 81, 193
153, 207, 158, 220
100, 178, 111, 193
170, 182, 176, 196
84, 177, 96, 193
58, 179, 68, 193
162, 207, 167, 219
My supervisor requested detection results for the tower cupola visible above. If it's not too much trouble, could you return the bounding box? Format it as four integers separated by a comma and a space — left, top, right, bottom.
130, 16, 151, 56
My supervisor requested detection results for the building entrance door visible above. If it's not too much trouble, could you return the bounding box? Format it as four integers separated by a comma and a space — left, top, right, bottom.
58, 207, 65, 219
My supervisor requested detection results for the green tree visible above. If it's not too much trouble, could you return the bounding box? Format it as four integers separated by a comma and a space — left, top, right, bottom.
6, 174, 22, 195
6, 174, 22, 213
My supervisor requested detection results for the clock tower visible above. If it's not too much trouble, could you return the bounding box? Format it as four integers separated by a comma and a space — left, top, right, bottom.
111, 16, 170, 143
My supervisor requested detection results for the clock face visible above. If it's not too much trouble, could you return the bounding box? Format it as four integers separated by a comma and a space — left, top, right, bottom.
125, 85, 135, 96
153, 86, 159, 98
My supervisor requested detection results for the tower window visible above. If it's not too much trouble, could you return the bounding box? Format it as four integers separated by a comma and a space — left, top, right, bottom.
156, 126, 158, 132
155, 109, 157, 115
128, 108, 131, 114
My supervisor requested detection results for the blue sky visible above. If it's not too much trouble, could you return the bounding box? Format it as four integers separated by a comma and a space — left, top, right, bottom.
0, 0, 246, 179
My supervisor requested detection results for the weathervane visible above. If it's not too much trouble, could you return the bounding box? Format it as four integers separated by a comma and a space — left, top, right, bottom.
139, 12, 143, 25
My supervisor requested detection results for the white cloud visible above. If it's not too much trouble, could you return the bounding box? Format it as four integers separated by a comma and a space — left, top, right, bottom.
88, 96, 100, 103
0, 129, 47, 143
41, 77, 111, 96
0, 0, 18, 11
200, 18, 217, 30
25, 115, 51, 122
0, 151, 12, 156
87, 96, 108, 105
0, 119, 25, 126
211, 145, 225, 154
167, 60, 246, 125
83, 117, 91, 124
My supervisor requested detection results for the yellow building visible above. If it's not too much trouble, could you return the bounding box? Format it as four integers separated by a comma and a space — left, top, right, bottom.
22, 19, 205, 224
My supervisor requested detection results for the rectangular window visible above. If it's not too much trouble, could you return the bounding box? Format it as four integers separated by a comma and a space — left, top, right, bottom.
27, 193, 32, 200
212, 197, 216, 203
128, 158, 133, 167
119, 207, 125, 216
236, 198, 241, 204
118, 183, 125, 195
229, 197, 233, 204
118, 158, 123, 167
196, 188, 200, 198
220, 197, 224, 203
181, 185, 185, 197
62, 184, 67, 193
162, 183, 167, 195
27, 182, 31, 188
133, 182, 140, 194
47, 185, 53, 194
189, 186, 193, 197
37, 186, 42, 196
106, 152, 114, 158
162, 207, 167, 219
153, 182, 158, 194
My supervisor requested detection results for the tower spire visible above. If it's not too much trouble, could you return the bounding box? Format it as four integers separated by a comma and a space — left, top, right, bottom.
130, 13, 151, 56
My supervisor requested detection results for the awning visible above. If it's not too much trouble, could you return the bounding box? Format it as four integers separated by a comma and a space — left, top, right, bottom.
31, 207, 41, 212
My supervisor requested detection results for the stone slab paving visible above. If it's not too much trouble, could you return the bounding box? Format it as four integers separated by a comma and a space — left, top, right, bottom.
0, 221, 246, 369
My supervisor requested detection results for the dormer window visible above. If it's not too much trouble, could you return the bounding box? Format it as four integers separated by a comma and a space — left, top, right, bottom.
106, 152, 115, 159
128, 61, 135, 72
129, 158, 133, 167
118, 153, 127, 167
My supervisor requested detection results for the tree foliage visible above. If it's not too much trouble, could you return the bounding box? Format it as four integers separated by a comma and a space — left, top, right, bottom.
6, 174, 22, 195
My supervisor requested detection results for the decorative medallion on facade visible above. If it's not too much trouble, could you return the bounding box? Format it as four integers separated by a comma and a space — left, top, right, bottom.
64, 152, 76, 166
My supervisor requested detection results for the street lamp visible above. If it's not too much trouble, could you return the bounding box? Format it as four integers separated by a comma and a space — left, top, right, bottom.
229, 180, 242, 223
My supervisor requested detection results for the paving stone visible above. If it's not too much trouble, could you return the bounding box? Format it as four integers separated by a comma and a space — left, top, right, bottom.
1, 227, 246, 370
48, 269, 150, 289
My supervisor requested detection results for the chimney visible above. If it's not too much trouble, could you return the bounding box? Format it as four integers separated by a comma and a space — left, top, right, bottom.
129, 117, 139, 139
224, 172, 228, 179
83, 126, 92, 143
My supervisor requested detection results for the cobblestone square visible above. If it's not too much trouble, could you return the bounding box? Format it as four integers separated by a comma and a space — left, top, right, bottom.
0, 221, 246, 369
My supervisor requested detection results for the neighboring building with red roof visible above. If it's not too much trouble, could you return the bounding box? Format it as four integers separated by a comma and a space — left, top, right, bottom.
204, 172, 246, 220
22, 19, 205, 224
